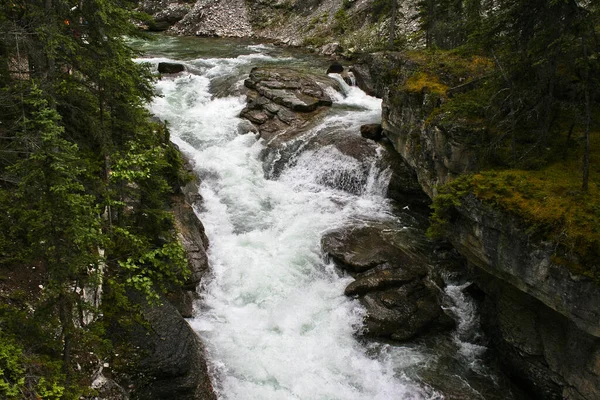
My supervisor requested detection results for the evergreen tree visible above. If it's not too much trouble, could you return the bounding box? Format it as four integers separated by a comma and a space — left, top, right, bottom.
0, 0, 189, 395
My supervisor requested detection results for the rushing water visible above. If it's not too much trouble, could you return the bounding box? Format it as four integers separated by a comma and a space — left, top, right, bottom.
133, 35, 518, 400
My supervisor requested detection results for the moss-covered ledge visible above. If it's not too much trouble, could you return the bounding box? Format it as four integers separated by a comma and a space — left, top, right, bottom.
438, 192, 600, 338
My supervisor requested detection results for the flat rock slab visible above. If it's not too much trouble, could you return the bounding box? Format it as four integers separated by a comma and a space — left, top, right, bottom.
345, 267, 423, 296
240, 67, 341, 143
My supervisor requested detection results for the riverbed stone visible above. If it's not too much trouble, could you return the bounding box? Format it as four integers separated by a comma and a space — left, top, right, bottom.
360, 123, 383, 141
240, 67, 340, 144
158, 62, 185, 74
322, 226, 417, 273
322, 225, 452, 341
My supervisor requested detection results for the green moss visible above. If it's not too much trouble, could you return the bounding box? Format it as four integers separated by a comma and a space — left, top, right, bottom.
333, 8, 350, 34
429, 152, 600, 281
404, 72, 448, 95
303, 35, 328, 48
404, 50, 494, 88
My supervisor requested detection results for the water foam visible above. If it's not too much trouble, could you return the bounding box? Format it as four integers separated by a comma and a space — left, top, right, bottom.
146, 51, 441, 400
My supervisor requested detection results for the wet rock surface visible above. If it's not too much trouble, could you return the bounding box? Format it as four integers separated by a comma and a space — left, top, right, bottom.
240, 67, 340, 144
158, 62, 185, 74
240, 67, 429, 205
240, 67, 337, 146
360, 123, 383, 141
322, 225, 453, 341
169, 155, 209, 317
118, 295, 216, 400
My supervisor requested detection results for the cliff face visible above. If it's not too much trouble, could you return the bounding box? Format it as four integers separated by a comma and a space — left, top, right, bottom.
111, 155, 216, 400
140, 0, 421, 53
356, 53, 600, 399
350, 52, 482, 198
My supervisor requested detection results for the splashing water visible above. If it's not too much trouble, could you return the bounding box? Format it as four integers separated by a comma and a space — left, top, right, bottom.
135, 35, 514, 400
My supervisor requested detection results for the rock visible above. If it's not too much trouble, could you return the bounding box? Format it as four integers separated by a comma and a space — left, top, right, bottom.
240, 109, 270, 124
166, 289, 196, 318
362, 280, 453, 341
362, 48, 600, 397
475, 267, 600, 400
441, 193, 600, 399
172, 183, 209, 289
451, 194, 600, 339
169, 151, 209, 317
91, 370, 128, 400
345, 267, 424, 296
148, 20, 172, 32
322, 225, 452, 341
158, 62, 185, 74
148, 3, 193, 31
349, 63, 376, 96
326, 61, 344, 74
360, 124, 383, 141
119, 295, 216, 400
243, 69, 333, 112
320, 42, 343, 56
379, 141, 431, 207
240, 67, 340, 143
349, 52, 403, 98
322, 226, 417, 273
237, 119, 259, 135
341, 71, 355, 86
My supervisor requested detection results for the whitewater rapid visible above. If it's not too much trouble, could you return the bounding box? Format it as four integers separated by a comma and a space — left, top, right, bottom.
143, 46, 443, 399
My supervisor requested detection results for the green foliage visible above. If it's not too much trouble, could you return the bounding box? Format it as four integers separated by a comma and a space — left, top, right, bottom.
303, 35, 328, 48
119, 241, 188, 302
342, 0, 355, 10
0, 0, 192, 395
0, 330, 68, 400
427, 175, 473, 238
333, 8, 350, 34
0, 336, 25, 398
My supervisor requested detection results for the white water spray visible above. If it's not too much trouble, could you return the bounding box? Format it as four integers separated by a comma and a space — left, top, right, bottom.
144, 50, 443, 399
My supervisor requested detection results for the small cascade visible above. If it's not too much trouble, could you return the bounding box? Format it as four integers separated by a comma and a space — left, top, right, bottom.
443, 282, 488, 374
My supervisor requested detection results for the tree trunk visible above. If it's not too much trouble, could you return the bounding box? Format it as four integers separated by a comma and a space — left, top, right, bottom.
582, 35, 591, 192
389, 0, 398, 48
59, 293, 74, 379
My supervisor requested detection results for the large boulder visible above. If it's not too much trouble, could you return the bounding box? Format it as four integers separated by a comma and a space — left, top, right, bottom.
119, 296, 216, 400
360, 123, 383, 141
322, 225, 453, 341
158, 62, 185, 74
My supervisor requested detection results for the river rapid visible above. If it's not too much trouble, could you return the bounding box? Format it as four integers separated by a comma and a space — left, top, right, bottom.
132, 35, 518, 400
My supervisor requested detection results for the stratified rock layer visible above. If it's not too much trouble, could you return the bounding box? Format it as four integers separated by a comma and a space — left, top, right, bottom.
353, 51, 600, 400
322, 226, 453, 341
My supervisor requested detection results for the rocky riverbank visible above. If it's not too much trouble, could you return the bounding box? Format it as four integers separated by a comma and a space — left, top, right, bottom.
349, 52, 600, 400
139, 0, 421, 53
103, 154, 216, 400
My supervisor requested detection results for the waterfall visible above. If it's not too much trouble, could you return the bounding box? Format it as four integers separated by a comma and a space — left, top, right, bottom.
133, 36, 513, 400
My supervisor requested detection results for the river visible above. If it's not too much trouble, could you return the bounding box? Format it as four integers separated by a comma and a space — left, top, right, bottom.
132, 35, 518, 400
